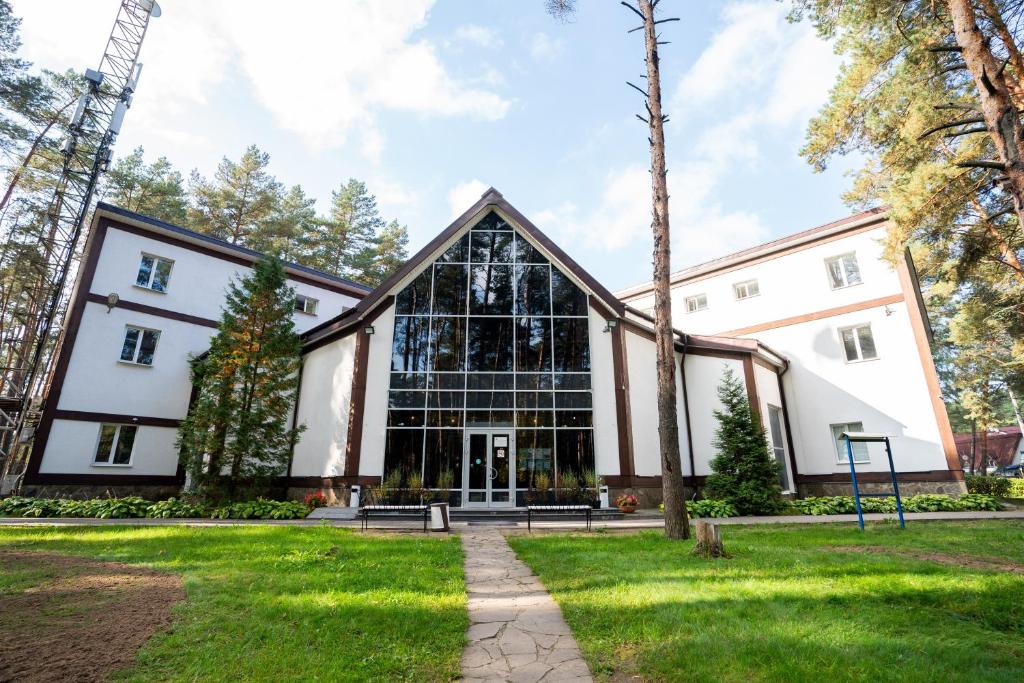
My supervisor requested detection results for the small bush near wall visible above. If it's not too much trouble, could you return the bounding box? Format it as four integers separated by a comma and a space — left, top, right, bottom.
1009, 478, 1024, 498
654, 493, 1002, 518
0, 496, 311, 520
659, 499, 737, 518
965, 475, 1012, 497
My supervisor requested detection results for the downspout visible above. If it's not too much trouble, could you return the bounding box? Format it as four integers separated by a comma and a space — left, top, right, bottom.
776, 358, 801, 493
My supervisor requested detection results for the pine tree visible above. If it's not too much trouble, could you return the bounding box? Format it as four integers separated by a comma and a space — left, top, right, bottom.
102, 147, 188, 224
253, 184, 317, 262
188, 144, 282, 246
703, 368, 786, 516
363, 218, 408, 286
177, 259, 304, 500
306, 178, 383, 280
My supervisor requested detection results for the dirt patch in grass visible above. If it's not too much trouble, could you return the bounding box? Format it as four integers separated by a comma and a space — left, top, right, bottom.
830, 545, 1024, 573
0, 549, 185, 682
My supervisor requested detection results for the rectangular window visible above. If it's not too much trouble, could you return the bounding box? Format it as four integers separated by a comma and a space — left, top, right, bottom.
685, 294, 707, 313
135, 254, 173, 292
767, 405, 790, 491
93, 424, 137, 465
825, 253, 862, 289
733, 279, 760, 300
295, 294, 318, 315
831, 422, 870, 463
839, 324, 877, 362
119, 326, 160, 366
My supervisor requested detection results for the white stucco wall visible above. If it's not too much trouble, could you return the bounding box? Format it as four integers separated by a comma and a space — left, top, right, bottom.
290, 334, 357, 478
588, 307, 619, 477
684, 355, 746, 476
40, 421, 179, 475
358, 304, 396, 478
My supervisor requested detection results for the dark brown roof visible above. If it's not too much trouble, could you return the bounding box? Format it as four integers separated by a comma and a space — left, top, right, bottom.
302, 187, 626, 353
953, 427, 1023, 468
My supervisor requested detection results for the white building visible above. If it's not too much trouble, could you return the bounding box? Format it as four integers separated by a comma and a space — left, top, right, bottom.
21, 190, 964, 503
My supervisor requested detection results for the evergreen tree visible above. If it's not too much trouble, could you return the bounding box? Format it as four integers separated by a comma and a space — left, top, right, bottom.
102, 147, 188, 224
188, 144, 283, 245
363, 218, 409, 286
306, 178, 383, 279
703, 368, 786, 516
177, 259, 304, 500
253, 184, 317, 262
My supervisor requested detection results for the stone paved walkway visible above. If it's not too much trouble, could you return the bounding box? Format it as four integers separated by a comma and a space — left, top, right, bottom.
460, 528, 592, 682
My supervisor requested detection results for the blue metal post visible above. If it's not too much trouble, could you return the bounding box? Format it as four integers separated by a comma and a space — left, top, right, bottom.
846, 436, 865, 530
884, 437, 906, 529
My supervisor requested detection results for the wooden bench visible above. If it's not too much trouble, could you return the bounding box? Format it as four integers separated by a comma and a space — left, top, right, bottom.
359, 504, 430, 532
526, 505, 593, 531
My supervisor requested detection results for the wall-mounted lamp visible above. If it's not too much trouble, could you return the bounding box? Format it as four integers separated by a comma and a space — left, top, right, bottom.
603, 319, 618, 333
105, 292, 119, 313
364, 325, 375, 335
884, 305, 894, 317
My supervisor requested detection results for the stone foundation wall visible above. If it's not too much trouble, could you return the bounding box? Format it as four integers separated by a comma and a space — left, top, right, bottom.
286, 486, 352, 506
796, 479, 967, 497
19, 483, 182, 500
608, 486, 699, 509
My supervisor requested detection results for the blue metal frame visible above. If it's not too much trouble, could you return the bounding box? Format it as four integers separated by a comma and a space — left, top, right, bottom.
845, 435, 906, 530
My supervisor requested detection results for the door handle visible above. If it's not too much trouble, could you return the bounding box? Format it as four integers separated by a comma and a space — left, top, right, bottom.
488, 466, 497, 480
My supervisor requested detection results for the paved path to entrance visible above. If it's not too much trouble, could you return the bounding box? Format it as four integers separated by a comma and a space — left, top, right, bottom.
459, 528, 592, 682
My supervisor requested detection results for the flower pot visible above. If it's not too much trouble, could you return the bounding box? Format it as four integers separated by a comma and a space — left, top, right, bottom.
618, 504, 637, 514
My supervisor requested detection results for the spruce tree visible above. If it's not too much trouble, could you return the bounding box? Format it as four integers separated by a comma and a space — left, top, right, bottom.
178, 259, 304, 500
703, 368, 785, 516
363, 219, 409, 286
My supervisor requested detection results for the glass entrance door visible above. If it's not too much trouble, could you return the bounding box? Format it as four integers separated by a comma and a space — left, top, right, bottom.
463, 430, 515, 507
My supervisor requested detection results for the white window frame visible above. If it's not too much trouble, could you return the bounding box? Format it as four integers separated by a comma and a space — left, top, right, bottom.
295, 294, 319, 316
831, 421, 870, 464
733, 279, 760, 301
92, 423, 137, 467
767, 404, 791, 492
135, 253, 174, 293
824, 252, 862, 290
684, 293, 708, 313
838, 323, 878, 363
119, 325, 161, 366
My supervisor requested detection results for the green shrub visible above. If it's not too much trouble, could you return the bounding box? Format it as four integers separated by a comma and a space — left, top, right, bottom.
1008, 478, 1024, 498
790, 493, 1000, 515
146, 497, 210, 519
211, 498, 309, 520
0, 496, 35, 516
687, 499, 738, 518
964, 475, 1011, 497
952, 493, 1001, 511
902, 494, 960, 512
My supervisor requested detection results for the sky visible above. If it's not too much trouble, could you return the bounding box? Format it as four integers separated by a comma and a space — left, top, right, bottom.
13, 0, 860, 292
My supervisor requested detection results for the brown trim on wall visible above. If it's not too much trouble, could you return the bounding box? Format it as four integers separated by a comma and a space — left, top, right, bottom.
742, 356, 762, 425
107, 219, 368, 297
84, 293, 219, 328
287, 475, 382, 488
604, 474, 708, 488
24, 220, 110, 482
609, 320, 635, 479
619, 212, 887, 301
752, 356, 776, 372
343, 329, 371, 478
303, 295, 394, 354
53, 410, 181, 428
895, 252, 962, 474
796, 469, 962, 484
714, 294, 905, 337
26, 472, 184, 486
776, 370, 800, 482
685, 347, 749, 362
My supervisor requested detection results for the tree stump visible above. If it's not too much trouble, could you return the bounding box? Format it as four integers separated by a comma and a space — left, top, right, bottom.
692, 520, 727, 558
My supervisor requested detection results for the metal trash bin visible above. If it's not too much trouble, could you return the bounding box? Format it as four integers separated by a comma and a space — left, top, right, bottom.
430, 502, 450, 532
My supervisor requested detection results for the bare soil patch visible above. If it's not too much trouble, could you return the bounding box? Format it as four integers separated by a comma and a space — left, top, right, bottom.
0, 549, 185, 682
830, 545, 1024, 573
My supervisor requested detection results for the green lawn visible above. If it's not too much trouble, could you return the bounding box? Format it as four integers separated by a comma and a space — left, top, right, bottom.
0, 525, 466, 682
509, 521, 1024, 682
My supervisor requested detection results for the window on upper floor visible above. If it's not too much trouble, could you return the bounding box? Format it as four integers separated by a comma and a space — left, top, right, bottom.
831, 421, 870, 463
838, 324, 877, 362
120, 326, 160, 366
93, 424, 137, 465
733, 279, 759, 300
135, 254, 173, 293
825, 252, 862, 290
295, 294, 319, 315
685, 293, 708, 313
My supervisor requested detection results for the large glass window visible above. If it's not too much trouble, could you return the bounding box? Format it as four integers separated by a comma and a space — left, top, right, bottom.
383, 210, 595, 494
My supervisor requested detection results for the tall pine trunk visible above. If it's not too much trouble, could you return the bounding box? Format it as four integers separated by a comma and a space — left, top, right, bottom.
948, 0, 1024, 231
639, 0, 689, 540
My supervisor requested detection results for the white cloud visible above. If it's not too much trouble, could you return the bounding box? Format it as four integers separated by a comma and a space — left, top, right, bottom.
14, 0, 509, 155
527, 32, 564, 62
448, 179, 490, 219
453, 24, 502, 49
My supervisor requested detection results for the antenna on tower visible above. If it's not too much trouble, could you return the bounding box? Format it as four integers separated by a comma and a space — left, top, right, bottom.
0, 0, 162, 492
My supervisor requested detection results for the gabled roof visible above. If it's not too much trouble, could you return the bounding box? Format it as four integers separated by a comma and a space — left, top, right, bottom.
303, 187, 626, 352
94, 202, 373, 298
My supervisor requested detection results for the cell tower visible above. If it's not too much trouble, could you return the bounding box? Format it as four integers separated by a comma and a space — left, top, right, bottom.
0, 1, 162, 488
